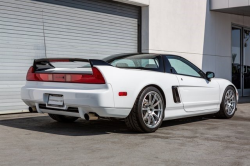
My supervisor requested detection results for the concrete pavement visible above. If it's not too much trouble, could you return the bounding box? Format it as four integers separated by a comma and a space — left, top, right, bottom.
0, 104, 249, 166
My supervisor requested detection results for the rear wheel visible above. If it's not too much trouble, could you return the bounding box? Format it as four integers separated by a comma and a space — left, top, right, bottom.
125, 87, 164, 133
48, 114, 78, 123
216, 86, 237, 119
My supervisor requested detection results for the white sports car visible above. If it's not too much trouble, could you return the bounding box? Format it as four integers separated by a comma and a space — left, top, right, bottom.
21, 54, 238, 133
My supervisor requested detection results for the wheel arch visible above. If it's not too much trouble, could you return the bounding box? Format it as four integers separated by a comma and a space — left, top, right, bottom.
221, 84, 234, 97
219, 84, 238, 104
136, 84, 166, 109
215, 78, 239, 103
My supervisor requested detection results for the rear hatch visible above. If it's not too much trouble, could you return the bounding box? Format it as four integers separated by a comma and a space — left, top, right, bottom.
22, 58, 114, 110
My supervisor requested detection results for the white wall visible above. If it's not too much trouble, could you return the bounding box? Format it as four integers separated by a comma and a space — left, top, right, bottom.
141, 0, 208, 68
139, 0, 250, 80
202, 4, 250, 80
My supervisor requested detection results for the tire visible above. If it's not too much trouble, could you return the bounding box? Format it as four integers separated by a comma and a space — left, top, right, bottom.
125, 87, 165, 133
216, 86, 237, 119
48, 114, 78, 123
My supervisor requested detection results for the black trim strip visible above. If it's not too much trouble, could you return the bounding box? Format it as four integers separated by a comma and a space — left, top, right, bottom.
172, 86, 181, 103
33, 58, 111, 71
39, 104, 79, 113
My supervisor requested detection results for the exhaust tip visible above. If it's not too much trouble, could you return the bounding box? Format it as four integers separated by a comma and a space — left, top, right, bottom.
29, 107, 37, 113
84, 114, 90, 120
84, 113, 99, 121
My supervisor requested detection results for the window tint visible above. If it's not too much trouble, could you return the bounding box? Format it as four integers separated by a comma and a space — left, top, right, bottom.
141, 59, 159, 68
108, 54, 164, 72
111, 59, 136, 67
111, 58, 159, 68
166, 56, 202, 77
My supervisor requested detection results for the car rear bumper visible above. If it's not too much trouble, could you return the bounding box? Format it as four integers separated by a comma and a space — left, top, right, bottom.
30, 103, 130, 118
21, 82, 130, 118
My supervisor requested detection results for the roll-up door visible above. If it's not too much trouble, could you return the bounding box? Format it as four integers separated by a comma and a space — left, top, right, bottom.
0, 0, 140, 113
0, 0, 46, 113
42, 0, 140, 59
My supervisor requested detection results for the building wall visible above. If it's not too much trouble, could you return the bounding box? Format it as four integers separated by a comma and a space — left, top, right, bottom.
202, 3, 250, 80
139, 0, 250, 81
141, 0, 208, 68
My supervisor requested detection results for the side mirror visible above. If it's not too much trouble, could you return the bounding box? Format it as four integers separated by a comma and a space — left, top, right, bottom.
206, 71, 215, 80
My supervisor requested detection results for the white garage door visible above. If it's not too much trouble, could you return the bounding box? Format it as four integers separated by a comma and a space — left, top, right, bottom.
0, 0, 140, 113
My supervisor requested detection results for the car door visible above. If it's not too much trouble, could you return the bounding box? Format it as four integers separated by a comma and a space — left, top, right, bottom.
165, 56, 220, 112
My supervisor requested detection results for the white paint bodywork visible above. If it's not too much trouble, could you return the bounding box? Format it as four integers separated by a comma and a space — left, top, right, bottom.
21, 66, 238, 120
176, 75, 220, 112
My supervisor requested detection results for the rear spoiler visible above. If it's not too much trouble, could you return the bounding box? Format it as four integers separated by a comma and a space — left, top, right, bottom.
33, 58, 111, 71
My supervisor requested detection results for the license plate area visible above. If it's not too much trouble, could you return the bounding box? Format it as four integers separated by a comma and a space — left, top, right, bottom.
46, 94, 64, 108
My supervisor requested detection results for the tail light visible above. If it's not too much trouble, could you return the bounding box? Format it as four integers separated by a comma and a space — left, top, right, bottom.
26, 66, 105, 84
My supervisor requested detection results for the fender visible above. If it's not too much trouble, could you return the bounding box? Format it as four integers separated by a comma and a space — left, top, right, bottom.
213, 78, 239, 103
96, 66, 179, 110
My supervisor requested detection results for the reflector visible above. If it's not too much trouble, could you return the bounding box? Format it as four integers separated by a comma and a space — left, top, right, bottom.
119, 92, 127, 96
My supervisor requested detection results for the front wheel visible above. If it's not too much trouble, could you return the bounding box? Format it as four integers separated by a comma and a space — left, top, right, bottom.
125, 87, 165, 133
216, 86, 237, 119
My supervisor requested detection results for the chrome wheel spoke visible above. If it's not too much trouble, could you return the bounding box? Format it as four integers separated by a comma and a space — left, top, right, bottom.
153, 100, 161, 107
230, 106, 234, 110
151, 95, 157, 105
151, 115, 156, 124
153, 113, 159, 121
143, 112, 149, 120
149, 94, 152, 104
147, 116, 151, 125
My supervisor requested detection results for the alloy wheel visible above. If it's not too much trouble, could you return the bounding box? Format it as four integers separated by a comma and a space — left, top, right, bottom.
141, 91, 163, 128
224, 89, 236, 116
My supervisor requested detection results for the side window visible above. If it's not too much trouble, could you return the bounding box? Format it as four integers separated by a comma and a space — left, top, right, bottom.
166, 56, 202, 77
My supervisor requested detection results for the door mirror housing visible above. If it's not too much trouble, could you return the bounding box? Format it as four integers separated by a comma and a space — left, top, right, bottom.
206, 71, 215, 80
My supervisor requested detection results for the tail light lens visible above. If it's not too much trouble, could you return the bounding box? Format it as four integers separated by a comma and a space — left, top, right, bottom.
26, 66, 36, 81
26, 66, 105, 84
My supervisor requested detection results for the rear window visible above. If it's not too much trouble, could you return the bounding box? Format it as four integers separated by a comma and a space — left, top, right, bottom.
107, 54, 164, 72
50, 61, 90, 69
